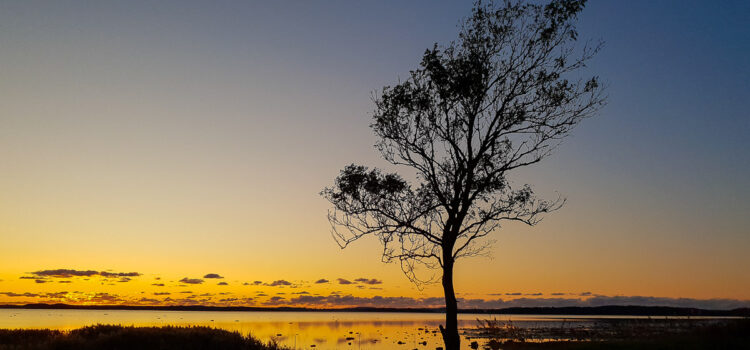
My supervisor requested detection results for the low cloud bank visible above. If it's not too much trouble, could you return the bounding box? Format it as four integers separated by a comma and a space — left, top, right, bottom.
280, 294, 750, 310
19, 269, 141, 284
29, 269, 141, 279
2, 290, 748, 310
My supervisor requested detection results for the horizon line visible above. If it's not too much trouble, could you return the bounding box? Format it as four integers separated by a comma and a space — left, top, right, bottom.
1, 303, 748, 316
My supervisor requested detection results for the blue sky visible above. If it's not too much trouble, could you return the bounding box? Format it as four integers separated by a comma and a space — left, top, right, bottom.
0, 1, 748, 306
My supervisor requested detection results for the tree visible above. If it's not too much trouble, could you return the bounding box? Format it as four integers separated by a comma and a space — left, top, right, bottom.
322, 1, 604, 349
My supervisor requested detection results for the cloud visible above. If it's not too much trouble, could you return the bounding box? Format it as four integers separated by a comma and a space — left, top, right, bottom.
505, 292, 522, 296
151, 283, 165, 287
337, 278, 353, 285
217, 282, 228, 286
44, 292, 68, 299
154, 292, 170, 296
453, 296, 750, 310
35, 279, 48, 284
288, 294, 443, 308
179, 278, 204, 284
314, 279, 329, 284
354, 278, 383, 285
88, 293, 125, 304
100, 271, 141, 278
0, 292, 70, 300
117, 277, 132, 283
203, 274, 224, 279
550, 292, 565, 296
266, 280, 292, 286
32, 269, 99, 278
581, 296, 750, 310
58, 281, 72, 284
263, 296, 286, 305
278, 293, 750, 310
0, 292, 40, 297
138, 298, 159, 304
253, 281, 263, 285
28, 269, 141, 279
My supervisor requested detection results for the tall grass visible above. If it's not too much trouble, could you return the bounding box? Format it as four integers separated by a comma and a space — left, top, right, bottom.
0, 324, 288, 350
467, 318, 750, 349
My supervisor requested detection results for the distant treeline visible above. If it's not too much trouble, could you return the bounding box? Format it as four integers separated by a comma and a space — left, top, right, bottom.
1, 303, 748, 317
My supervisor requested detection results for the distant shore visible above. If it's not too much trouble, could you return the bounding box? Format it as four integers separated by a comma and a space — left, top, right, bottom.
1, 303, 748, 317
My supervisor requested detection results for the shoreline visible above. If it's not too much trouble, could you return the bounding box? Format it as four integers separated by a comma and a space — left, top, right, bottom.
1, 304, 748, 317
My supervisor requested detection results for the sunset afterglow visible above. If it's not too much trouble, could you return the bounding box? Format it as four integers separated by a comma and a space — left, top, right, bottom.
1, 1, 749, 314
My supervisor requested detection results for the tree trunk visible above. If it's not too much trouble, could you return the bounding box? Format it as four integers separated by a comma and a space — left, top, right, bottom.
440, 259, 460, 350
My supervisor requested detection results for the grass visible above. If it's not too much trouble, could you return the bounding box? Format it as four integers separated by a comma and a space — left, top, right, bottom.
469, 318, 750, 350
0, 324, 287, 350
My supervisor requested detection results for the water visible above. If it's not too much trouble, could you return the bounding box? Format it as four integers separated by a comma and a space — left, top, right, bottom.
0, 309, 726, 349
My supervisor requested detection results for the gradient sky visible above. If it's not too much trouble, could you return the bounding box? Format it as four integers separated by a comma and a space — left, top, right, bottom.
1, 1, 748, 308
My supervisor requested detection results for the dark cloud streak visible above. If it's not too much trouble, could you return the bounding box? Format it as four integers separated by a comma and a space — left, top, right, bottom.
354, 278, 383, 285
23, 269, 141, 280
266, 280, 292, 286
178, 278, 204, 284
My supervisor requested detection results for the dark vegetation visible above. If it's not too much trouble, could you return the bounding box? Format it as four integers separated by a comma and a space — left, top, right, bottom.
322, 0, 604, 348
0, 325, 286, 350
468, 318, 750, 350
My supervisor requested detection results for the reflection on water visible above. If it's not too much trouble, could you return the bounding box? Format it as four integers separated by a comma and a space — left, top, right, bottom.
0, 310, 722, 350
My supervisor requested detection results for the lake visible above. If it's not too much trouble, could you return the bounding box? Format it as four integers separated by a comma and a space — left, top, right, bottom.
0, 309, 724, 349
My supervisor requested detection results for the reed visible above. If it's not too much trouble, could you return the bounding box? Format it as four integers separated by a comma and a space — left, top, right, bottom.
0, 324, 288, 350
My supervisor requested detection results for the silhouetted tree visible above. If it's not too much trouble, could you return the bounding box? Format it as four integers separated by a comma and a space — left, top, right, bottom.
322, 1, 604, 349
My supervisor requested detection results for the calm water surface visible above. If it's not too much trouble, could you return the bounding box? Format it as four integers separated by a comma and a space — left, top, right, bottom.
0, 309, 717, 350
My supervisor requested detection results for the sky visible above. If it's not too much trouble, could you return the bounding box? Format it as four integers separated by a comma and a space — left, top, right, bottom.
0, 1, 748, 309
